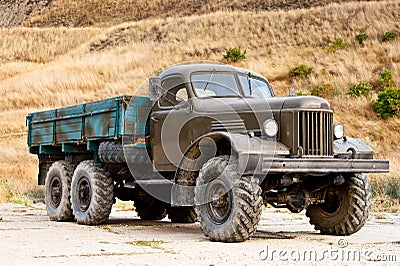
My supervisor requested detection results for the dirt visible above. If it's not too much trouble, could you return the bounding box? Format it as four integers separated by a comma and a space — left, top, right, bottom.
0, 0, 50, 27
0, 203, 399, 265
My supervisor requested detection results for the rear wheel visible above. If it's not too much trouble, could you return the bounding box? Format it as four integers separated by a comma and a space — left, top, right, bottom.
71, 160, 114, 225
134, 196, 167, 220
45, 161, 75, 221
195, 156, 263, 242
306, 174, 371, 235
167, 206, 197, 223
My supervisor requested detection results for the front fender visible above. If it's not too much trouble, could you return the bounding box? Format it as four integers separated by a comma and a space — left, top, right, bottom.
171, 132, 289, 206
175, 131, 290, 182
334, 137, 374, 159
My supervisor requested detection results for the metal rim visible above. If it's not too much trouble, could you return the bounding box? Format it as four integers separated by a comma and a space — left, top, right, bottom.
317, 188, 342, 216
49, 175, 62, 208
205, 179, 232, 224
76, 176, 92, 212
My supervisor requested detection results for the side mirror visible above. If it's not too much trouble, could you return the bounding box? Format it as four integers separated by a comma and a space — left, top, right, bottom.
149, 77, 162, 101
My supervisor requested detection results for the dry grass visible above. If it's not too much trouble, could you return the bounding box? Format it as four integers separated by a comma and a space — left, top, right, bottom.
23, 0, 377, 27
0, 1, 399, 204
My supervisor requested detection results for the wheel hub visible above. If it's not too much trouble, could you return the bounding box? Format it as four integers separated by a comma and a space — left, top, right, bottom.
49, 176, 62, 208
77, 177, 91, 211
206, 180, 232, 224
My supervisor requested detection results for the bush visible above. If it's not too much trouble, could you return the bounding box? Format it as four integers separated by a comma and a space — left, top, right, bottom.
309, 85, 326, 97
381, 32, 397, 42
153, 68, 163, 76
223, 47, 246, 62
289, 64, 313, 78
326, 38, 347, 53
347, 81, 373, 99
373, 87, 400, 119
355, 33, 368, 46
380, 70, 395, 90
296, 90, 308, 96
308, 85, 337, 98
384, 182, 400, 199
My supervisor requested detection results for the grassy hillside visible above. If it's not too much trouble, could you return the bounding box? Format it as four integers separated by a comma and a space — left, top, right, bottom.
0, 1, 399, 208
23, 0, 376, 27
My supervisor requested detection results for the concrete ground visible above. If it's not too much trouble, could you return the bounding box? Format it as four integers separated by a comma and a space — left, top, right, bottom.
0, 203, 399, 265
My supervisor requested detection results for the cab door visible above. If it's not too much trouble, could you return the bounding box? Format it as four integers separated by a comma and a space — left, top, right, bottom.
150, 75, 193, 171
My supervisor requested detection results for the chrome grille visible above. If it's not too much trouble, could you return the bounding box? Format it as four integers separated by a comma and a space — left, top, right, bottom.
298, 111, 333, 156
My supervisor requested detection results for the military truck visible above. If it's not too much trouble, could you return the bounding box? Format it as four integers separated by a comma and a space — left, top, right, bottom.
27, 63, 389, 242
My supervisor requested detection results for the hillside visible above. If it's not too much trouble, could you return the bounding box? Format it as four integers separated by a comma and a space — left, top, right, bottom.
0, 1, 399, 205
0, 0, 385, 27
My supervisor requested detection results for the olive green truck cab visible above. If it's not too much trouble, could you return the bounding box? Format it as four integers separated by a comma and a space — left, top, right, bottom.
27, 64, 389, 242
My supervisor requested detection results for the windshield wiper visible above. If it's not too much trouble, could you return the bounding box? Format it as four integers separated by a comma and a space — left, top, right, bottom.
248, 72, 252, 96
203, 68, 216, 91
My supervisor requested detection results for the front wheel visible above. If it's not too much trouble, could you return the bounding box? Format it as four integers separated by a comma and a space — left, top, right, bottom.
71, 160, 114, 225
195, 156, 263, 242
306, 174, 372, 235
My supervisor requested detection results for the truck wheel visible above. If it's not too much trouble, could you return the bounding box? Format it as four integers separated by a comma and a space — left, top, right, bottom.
134, 196, 167, 220
306, 174, 371, 235
44, 161, 75, 221
71, 160, 114, 225
195, 156, 263, 242
167, 207, 197, 223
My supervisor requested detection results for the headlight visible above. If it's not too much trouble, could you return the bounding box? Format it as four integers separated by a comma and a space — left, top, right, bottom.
263, 119, 278, 138
333, 123, 344, 139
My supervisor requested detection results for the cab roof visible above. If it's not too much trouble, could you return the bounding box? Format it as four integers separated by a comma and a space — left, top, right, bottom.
159, 63, 266, 82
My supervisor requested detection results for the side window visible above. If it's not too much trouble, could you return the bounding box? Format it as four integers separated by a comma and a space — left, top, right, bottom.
238, 75, 273, 99
159, 76, 188, 107
239, 75, 251, 96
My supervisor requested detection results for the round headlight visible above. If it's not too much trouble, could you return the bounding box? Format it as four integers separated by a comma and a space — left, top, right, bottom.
263, 119, 278, 138
333, 123, 344, 139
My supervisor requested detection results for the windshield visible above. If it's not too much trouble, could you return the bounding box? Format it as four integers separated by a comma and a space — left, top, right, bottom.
238, 75, 273, 99
191, 72, 273, 98
191, 73, 241, 97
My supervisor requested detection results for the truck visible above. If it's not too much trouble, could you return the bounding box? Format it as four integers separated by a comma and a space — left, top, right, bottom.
27, 63, 390, 242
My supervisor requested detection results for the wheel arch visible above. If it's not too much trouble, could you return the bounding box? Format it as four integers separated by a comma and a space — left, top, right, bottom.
172, 132, 240, 207
174, 132, 234, 186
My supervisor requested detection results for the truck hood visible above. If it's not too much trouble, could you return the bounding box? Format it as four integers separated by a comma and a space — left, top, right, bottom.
191, 96, 330, 113
279, 96, 330, 110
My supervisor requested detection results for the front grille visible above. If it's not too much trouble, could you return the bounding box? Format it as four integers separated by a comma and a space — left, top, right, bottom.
298, 111, 333, 156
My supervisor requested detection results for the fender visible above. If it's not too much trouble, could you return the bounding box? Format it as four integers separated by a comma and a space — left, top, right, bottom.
171, 131, 290, 206
334, 137, 374, 159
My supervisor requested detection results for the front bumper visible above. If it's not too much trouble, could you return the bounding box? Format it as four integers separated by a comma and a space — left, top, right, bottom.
240, 155, 390, 175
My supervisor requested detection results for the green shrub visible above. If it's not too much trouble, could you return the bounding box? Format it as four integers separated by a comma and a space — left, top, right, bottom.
373, 87, 400, 119
381, 32, 397, 42
223, 47, 246, 62
289, 64, 313, 78
380, 70, 395, 90
355, 33, 368, 46
309, 85, 326, 97
308, 85, 337, 98
384, 182, 400, 199
326, 38, 347, 53
296, 90, 308, 96
153, 68, 163, 76
347, 81, 373, 99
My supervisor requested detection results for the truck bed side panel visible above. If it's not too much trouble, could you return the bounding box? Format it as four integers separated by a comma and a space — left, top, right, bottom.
27, 96, 151, 151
